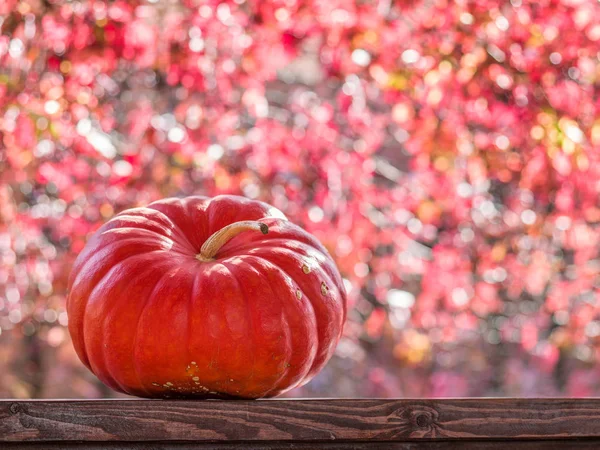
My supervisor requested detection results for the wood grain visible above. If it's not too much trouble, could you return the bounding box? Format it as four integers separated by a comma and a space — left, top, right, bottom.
2, 399, 600, 444
4, 441, 600, 450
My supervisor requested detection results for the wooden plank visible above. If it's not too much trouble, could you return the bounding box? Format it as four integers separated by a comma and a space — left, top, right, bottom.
2, 399, 600, 443
4, 441, 600, 450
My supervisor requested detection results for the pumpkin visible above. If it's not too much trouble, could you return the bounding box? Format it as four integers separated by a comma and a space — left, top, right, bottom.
67, 195, 347, 398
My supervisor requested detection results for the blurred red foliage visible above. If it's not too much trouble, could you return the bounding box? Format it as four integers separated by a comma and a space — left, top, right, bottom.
1, 0, 600, 398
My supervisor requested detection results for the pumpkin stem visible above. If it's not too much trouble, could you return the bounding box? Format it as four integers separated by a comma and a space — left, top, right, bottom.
196, 220, 268, 261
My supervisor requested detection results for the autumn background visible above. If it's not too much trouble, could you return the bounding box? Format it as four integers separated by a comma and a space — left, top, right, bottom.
1, 0, 600, 398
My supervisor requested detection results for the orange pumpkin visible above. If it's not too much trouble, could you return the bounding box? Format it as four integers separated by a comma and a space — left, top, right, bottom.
67, 195, 346, 398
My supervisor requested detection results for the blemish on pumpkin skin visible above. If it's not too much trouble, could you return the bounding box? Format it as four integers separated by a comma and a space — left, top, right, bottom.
321, 282, 329, 295
192, 376, 200, 381
302, 264, 311, 274
165, 382, 174, 386
296, 289, 302, 300
152, 382, 160, 387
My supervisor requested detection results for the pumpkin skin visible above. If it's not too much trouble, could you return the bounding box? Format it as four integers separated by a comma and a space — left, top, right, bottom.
67, 195, 346, 398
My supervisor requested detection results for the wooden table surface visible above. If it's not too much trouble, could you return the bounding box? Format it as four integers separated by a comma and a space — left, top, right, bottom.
2, 398, 600, 449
